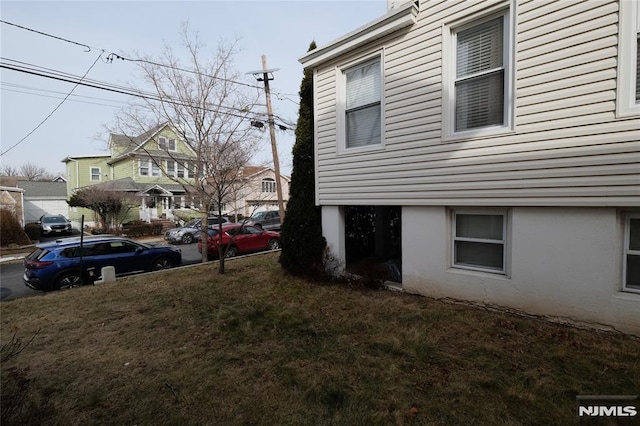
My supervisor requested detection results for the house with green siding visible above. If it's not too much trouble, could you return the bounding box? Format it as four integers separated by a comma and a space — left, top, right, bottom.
62, 123, 197, 228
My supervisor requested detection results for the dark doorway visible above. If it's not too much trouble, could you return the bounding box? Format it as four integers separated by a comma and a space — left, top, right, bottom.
344, 206, 402, 283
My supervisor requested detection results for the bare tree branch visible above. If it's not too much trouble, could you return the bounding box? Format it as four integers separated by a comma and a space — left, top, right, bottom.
108, 25, 264, 272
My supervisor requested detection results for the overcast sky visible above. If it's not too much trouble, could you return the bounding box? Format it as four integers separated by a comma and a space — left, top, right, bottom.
0, 0, 386, 176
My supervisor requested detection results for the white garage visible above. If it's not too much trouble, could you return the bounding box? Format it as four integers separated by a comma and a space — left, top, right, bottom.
18, 180, 69, 223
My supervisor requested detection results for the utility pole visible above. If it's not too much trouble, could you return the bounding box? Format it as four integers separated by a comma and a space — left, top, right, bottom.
250, 55, 286, 224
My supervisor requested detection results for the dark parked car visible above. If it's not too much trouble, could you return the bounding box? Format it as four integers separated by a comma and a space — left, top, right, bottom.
197, 223, 280, 258
23, 236, 182, 291
38, 214, 72, 236
245, 211, 281, 231
164, 216, 230, 244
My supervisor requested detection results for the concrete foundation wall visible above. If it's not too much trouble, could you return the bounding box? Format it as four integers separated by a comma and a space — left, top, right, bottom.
322, 205, 640, 335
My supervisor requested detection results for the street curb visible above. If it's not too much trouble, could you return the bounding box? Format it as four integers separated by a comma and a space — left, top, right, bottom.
0, 255, 27, 264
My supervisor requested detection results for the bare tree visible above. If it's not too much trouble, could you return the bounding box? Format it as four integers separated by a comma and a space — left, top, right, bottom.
0, 165, 20, 177
0, 163, 57, 181
68, 186, 137, 232
19, 163, 56, 181
110, 25, 263, 272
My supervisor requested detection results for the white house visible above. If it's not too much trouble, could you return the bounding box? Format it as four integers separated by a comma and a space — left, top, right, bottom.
235, 165, 290, 217
299, 0, 640, 334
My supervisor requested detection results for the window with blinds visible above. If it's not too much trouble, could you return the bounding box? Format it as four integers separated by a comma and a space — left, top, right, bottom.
454, 16, 505, 132
636, 35, 639, 102
345, 59, 381, 148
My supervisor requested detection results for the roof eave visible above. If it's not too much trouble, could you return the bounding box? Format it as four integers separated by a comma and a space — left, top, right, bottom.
299, 0, 418, 69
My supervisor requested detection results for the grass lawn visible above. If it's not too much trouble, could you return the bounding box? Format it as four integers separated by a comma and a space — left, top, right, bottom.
2, 253, 639, 425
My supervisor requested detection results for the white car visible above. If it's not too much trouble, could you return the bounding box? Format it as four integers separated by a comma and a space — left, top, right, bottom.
164, 217, 230, 244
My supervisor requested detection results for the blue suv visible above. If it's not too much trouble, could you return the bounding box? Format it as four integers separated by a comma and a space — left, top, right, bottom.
23, 236, 182, 291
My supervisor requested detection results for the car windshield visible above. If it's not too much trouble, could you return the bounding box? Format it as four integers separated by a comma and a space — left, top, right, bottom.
42, 216, 66, 224
251, 212, 266, 220
184, 219, 200, 228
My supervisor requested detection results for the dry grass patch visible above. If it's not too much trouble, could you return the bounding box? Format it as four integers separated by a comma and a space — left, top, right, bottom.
2, 253, 639, 425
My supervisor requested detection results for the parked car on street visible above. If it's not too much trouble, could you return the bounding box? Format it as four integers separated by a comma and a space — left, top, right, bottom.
197, 223, 281, 258
164, 216, 230, 244
38, 214, 72, 236
245, 210, 281, 231
23, 236, 182, 291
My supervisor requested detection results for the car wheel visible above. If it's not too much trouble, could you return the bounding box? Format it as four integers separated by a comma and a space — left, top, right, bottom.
267, 239, 280, 250
152, 257, 173, 270
182, 233, 194, 244
225, 246, 238, 258
55, 272, 82, 290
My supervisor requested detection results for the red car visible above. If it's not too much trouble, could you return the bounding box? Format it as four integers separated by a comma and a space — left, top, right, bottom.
197, 223, 281, 258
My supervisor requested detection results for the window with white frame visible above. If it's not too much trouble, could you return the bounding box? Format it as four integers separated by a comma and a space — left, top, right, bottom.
166, 160, 176, 177
452, 210, 507, 274
139, 159, 160, 177
176, 161, 186, 178
624, 214, 640, 293
261, 178, 276, 193
445, 7, 513, 137
341, 57, 382, 149
139, 160, 149, 176
90, 167, 101, 181
158, 136, 177, 151
617, 0, 640, 116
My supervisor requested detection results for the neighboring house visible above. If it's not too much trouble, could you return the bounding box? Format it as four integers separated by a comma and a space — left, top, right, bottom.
236, 165, 290, 218
0, 177, 25, 225
299, 0, 640, 334
63, 123, 290, 227
0, 185, 24, 226
63, 123, 196, 227
17, 180, 69, 222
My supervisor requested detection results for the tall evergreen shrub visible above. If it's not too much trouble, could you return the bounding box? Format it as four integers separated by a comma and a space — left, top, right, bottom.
279, 41, 326, 276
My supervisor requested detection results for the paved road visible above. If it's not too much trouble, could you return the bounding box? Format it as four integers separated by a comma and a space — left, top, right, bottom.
0, 240, 206, 301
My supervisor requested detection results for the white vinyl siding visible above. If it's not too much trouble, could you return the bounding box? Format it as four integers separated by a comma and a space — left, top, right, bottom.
308, 0, 638, 208
624, 213, 640, 293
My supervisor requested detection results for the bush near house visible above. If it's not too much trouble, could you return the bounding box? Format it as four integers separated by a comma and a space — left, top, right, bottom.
280, 41, 326, 276
23, 223, 40, 242
0, 209, 31, 246
121, 221, 164, 237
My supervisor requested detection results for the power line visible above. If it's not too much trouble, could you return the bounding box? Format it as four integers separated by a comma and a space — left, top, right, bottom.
1, 81, 128, 105
0, 57, 267, 119
106, 53, 264, 91
0, 19, 92, 52
1, 52, 104, 156
1, 87, 126, 108
0, 19, 265, 91
0, 59, 295, 132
